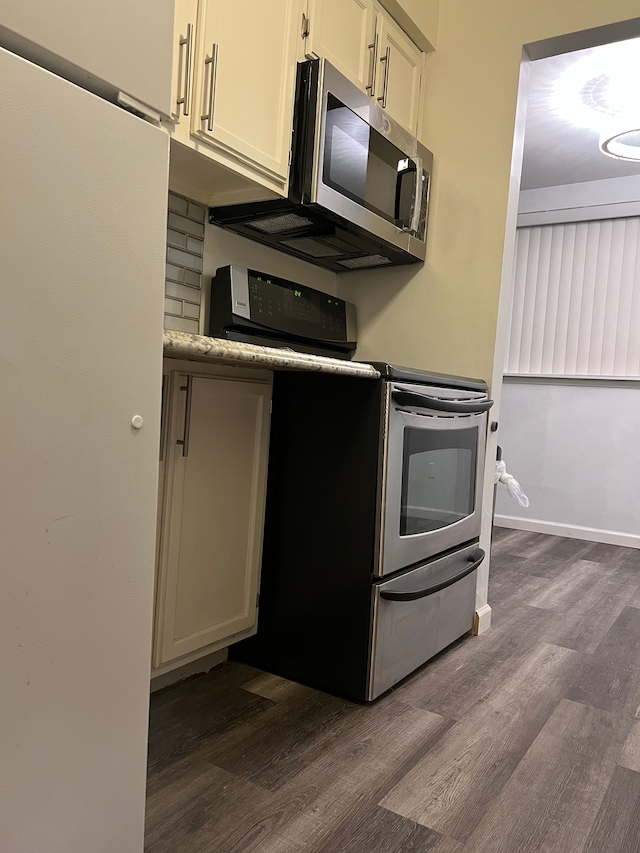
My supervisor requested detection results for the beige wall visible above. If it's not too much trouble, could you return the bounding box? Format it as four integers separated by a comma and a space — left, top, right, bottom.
340, 0, 640, 385
379, 0, 439, 50
339, 0, 640, 619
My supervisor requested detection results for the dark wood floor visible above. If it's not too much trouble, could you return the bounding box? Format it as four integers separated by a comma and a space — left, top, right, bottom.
146, 530, 640, 852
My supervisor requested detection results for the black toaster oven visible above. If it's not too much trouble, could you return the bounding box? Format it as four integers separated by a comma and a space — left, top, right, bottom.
207, 265, 357, 359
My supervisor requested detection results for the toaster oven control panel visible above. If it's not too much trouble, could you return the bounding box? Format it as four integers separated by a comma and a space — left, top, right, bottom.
209, 264, 356, 345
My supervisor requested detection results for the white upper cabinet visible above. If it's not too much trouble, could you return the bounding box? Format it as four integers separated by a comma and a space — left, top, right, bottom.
0, 0, 173, 116
302, 0, 425, 134
192, 0, 297, 182
304, 0, 376, 92
373, 6, 424, 134
168, 0, 299, 198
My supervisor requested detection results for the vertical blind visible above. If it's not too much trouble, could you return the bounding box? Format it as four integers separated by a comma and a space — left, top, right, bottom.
506, 217, 640, 376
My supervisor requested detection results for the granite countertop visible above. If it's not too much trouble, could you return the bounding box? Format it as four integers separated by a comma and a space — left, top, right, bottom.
163, 330, 381, 379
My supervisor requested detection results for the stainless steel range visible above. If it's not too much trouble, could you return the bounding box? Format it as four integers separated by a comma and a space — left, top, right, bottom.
233, 364, 493, 701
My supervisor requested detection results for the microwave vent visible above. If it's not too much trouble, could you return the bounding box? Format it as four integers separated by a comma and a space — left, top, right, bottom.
248, 212, 314, 234
323, 235, 362, 253
339, 254, 392, 269
281, 237, 344, 258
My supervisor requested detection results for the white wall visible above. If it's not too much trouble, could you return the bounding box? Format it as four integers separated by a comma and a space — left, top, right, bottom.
495, 377, 640, 548
202, 223, 339, 334
498, 171, 640, 548
518, 174, 640, 226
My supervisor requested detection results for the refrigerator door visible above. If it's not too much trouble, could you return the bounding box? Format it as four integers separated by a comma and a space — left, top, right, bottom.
0, 0, 173, 116
369, 543, 482, 700
0, 48, 168, 853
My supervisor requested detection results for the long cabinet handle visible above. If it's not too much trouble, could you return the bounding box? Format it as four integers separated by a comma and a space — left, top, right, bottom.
201, 43, 219, 131
366, 35, 378, 94
177, 23, 193, 116
380, 549, 485, 601
377, 46, 390, 109
176, 375, 193, 457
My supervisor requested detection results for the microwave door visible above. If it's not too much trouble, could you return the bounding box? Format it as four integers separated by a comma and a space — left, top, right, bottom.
313, 117, 424, 254
314, 79, 421, 255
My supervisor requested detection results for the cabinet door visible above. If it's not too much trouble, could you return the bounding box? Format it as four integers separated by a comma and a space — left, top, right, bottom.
191, 0, 297, 182
155, 373, 271, 666
374, 9, 423, 133
305, 0, 375, 93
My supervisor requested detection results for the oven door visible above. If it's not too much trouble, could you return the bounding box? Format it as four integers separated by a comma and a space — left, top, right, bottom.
379, 382, 492, 577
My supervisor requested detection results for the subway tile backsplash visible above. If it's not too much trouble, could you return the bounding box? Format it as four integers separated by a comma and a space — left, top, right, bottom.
164, 192, 206, 334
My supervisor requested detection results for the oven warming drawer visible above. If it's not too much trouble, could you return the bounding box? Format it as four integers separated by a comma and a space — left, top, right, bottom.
369, 543, 484, 700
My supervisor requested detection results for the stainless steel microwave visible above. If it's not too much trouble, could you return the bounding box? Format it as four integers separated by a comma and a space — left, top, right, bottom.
209, 59, 433, 272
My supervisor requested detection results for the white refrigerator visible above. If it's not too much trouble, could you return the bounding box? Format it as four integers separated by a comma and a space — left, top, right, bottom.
0, 5, 172, 852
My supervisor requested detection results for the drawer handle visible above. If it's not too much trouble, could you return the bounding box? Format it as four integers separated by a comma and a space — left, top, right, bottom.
380, 549, 485, 601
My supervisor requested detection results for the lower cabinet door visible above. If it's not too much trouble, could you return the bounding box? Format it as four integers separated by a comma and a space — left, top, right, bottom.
154, 371, 271, 666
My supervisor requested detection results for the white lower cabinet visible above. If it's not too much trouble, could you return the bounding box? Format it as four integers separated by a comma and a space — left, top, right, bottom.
153, 363, 272, 669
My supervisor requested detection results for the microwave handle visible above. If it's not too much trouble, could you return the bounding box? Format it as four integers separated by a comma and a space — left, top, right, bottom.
380, 549, 485, 601
393, 389, 494, 413
396, 158, 425, 236
409, 158, 425, 236
395, 158, 417, 231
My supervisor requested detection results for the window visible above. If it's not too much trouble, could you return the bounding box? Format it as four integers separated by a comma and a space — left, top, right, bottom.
506, 217, 640, 376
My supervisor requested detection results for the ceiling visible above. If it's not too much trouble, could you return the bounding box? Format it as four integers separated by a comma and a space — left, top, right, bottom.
520, 37, 640, 190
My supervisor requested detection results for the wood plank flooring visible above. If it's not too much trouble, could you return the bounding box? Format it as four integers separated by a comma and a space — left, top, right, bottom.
146, 528, 640, 852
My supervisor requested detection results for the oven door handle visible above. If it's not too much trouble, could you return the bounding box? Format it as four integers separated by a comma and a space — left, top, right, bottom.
392, 390, 494, 414
380, 549, 485, 601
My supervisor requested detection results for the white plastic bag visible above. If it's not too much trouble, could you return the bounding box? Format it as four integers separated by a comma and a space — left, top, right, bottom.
494, 459, 530, 508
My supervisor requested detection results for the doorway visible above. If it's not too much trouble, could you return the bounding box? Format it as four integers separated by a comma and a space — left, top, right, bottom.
492, 23, 640, 551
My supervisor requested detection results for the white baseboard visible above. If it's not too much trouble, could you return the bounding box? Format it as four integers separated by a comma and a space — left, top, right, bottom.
473, 604, 492, 634
495, 514, 640, 550
150, 647, 228, 692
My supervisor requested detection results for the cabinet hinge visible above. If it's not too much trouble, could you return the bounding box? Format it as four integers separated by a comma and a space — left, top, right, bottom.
301, 13, 310, 39
288, 149, 292, 167
270, 399, 273, 414
256, 593, 260, 609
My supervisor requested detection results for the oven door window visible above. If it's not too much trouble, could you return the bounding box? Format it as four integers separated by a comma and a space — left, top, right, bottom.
400, 426, 478, 536
322, 94, 416, 229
